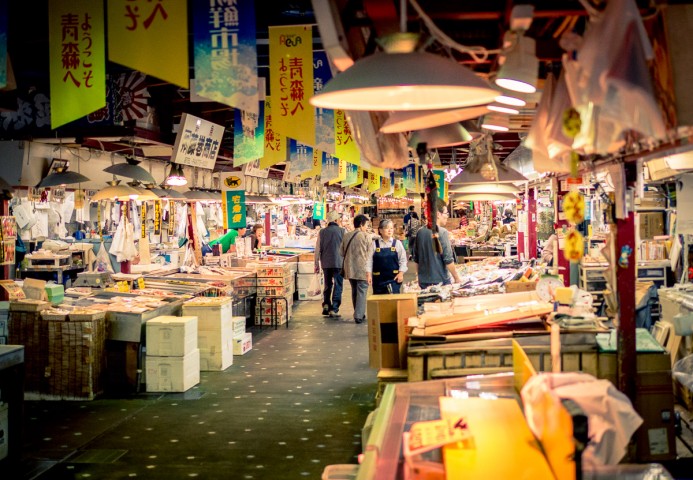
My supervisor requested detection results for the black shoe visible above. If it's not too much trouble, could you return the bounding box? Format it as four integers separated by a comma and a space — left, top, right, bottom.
354, 317, 365, 324
322, 306, 330, 316
329, 311, 341, 318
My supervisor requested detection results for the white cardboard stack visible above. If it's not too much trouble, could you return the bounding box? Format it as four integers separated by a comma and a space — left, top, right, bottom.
182, 297, 234, 371
231, 316, 252, 355
145, 316, 200, 392
296, 272, 323, 301
255, 263, 294, 325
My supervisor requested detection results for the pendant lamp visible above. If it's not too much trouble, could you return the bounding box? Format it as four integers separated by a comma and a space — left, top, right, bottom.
39, 164, 90, 188
310, 33, 498, 111
165, 163, 187, 186
494, 34, 538, 94
103, 155, 156, 184
449, 192, 518, 201
448, 183, 521, 194
91, 184, 141, 201
380, 105, 490, 134
408, 122, 473, 149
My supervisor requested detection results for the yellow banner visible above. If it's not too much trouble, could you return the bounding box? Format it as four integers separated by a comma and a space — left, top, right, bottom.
260, 97, 288, 169
367, 171, 381, 193
107, 0, 188, 88
49, 0, 106, 129
268, 25, 314, 146
356, 167, 364, 187
300, 149, 322, 180
328, 158, 347, 185
378, 175, 392, 196
335, 110, 360, 165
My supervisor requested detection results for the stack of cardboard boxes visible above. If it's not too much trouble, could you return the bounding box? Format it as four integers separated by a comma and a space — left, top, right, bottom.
232, 316, 252, 355
255, 263, 294, 326
296, 262, 322, 301
145, 316, 200, 393
182, 297, 234, 371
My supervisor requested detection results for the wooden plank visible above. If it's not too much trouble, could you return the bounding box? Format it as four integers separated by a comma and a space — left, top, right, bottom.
421, 305, 554, 335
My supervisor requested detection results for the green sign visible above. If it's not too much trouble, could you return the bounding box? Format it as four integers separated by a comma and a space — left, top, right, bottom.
313, 202, 325, 220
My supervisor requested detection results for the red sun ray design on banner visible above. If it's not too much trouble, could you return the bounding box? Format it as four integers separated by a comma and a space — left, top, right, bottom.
117, 72, 149, 121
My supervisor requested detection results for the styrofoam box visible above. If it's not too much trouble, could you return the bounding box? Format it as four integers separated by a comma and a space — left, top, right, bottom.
233, 332, 252, 355
198, 327, 234, 371
297, 273, 323, 290
146, 349, 200, 393
298, 262, 317, 274
297, 288, 321, 301
146, 315, 198, 357
231, 316, 246, 337
182, 298, 233, 331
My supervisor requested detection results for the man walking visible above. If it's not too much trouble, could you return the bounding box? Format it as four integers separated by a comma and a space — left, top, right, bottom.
341, 215, 371, 324
315, 210, 344, 317
413, 199, 462, 288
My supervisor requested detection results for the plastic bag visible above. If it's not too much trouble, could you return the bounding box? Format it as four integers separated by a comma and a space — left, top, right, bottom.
95, 241, 114, 273
307, 273, 322, 298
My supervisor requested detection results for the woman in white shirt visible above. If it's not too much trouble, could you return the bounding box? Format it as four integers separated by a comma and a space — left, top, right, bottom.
366, 219, 408, 294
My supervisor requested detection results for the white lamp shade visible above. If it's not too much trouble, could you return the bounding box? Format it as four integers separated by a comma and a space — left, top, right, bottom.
495, 36, 538, 94
380, 105, 490, 133
103, 163, 156, 184
449, 192, 518, 201
448, 183, 521, 194
408, 123, 473, 149
450, 164, 528, 184
91, 185, 141, 201
310, 52, 498, 111
481, 113, 510, 132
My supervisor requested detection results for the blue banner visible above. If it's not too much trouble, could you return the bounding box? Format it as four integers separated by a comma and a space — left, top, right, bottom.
402, 164, 417, 191
233, 101, 265, 166
192, 0, 259, 114
314, 51, 335, 154
0, 0, 7, 89
289, 139, 314, 176
321, 153, 339, 183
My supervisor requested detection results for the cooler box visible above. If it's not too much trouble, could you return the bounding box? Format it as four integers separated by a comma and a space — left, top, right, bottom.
233, 332, 252, 355
182, 297, 233, 331
145, 349, 200, 392
198, 326, 234, 371
44, 283, 64, 306
146, 316, 198, 357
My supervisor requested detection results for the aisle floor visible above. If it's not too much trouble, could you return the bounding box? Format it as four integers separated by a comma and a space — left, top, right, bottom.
16, 284, 376, 480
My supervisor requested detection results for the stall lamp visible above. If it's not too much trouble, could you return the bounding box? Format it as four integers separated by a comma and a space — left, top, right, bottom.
487, 104, 520, 115
39, 167, 90, 188
408, 123, 474, 149
103, 158, 156, 184
481, 113, 510, 132
380, 105, 490, 134
494, 93, 526, 107
310, 33, 498, 111
91, 185, 141, 201
448, 183, 521, 194
165, 163, 187, 186
494, 34, 539, 94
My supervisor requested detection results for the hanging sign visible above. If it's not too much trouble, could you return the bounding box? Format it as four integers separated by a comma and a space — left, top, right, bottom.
154, 201, 162, 235
300, 149, 322, 180
168, 200, 175, 236
321, 153, 340, 183
221, 172, 246, 230
171, 113, 225, 170
268, 25, 314, 146
288, 139, 314, 181
378, 175, 392, 196
49, 0, 106, 129
341, 162, 359, 187
432, 169, 448, 202
259, 97, 288, 169
313, 201, 325, 221
233, 101, 265, 166
314, 51, 335, 154
367, 171, 381, 193
141, 203, 147, 239
403, 165, 417, 191
244, 159, 270, 179
192, 0, 258, 113
107, 0, 188, 88
335, 109, 360, 165
328, 158, 347, 185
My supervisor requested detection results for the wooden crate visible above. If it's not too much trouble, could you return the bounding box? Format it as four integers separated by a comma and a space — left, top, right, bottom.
504, 280, 537, 293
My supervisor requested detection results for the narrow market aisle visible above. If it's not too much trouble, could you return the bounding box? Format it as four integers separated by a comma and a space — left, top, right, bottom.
18, 283, 377, 480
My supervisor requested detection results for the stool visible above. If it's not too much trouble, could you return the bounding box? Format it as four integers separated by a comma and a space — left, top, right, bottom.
259, 296, 290, 330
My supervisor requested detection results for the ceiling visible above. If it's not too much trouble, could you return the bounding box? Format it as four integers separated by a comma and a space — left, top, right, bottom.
0, 0, 669, 177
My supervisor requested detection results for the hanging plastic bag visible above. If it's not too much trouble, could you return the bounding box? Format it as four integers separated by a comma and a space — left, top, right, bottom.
95, 241, 114, 273
307, 273, 322, 298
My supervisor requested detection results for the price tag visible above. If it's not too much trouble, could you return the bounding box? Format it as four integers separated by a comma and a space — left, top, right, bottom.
404, 417, 472, 456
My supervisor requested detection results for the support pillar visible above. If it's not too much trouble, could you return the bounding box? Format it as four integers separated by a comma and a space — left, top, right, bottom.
264, 212, 271, 246
616, 164, 638, 402
527, 187, 537, 259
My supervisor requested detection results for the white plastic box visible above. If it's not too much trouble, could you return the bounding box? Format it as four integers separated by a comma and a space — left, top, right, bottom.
146, 316, 198, 357
231, 316, 246, 337
233, 332, 252, 355
145, 349, 200, 392
198, 326, 234, 371
182, 297, 233, 331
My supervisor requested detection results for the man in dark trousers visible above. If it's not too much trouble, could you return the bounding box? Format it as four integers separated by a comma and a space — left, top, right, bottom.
314, 210, 344, 317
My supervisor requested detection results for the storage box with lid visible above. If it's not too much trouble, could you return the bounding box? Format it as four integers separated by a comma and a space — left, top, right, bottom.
231, 316, 246, 337
146, 316, 198, 357
233, 332, 252, 355
44, 283, 64, 305
182, 297, 232, 331
197, 326, 233, 371
145, 348, 200, 392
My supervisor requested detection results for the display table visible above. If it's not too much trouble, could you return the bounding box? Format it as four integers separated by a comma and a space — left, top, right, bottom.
19, 265, 86, 287
0, 345, 24, 466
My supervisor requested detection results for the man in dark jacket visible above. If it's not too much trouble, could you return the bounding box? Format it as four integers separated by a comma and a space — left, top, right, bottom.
315, 210, 345, 317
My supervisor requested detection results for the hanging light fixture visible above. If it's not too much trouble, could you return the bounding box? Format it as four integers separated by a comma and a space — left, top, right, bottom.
494, 6, 538, 94
408, 122, 473, 149
310, 24, 498, 111
448, 183, 521, 194
103, 154, 156, 184
165, 163, 187, 186
487, 104, 520, 115
495, 89, 527, 107
380, 105, 490, 134
450, 191, 518, 201
91, 180, 141, 201
39, 160, 90, 187
481, 113, 510, 132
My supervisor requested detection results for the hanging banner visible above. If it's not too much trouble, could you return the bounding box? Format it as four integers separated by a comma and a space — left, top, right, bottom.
259, 97, 288, 169
403, 164, 417, 191
268, 25, 314, 146
223, 191, 247, 229
328, 159, 347, 185
432, 169, 448, 203
342, 162, 359, 187
244, 159, 270, 179
140, 203, 147, 238
314, 51, 335, 154
233, 102, 265, 166
378, 175, 392, 196
321, 153, 340, 183
171, 113, 225, 170
335, 109, 360, 165
154, 201, 162, 235
49, 0, 106, 129
300, 149, 322, 180
288, 139, 314, 181
192, 0, 258, 113
313, 201, 325, 221
168, 200, 175, 236
107, 0, 188, 88
393, 174, 407, 198
367, 171, 381, 193
0, 0, 7, 89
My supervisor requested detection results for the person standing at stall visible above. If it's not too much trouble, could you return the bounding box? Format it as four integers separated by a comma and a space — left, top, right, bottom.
249, 224, 264, 252
315, 211, 345, 317
208, 226, 247, 254
367, 219, 407, 294
341, 214, 371, 324
413, 199, 462, 288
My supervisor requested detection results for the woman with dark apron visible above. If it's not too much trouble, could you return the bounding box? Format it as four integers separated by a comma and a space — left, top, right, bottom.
367, 219, 408, 294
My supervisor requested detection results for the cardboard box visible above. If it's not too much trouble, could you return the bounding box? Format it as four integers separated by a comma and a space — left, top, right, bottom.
638, 212, 665, 240
182, 297, 233, 331
146, 316, 198, 357
257, 275, 294, 287
197, 327, 234, 371
22, 278, 48, 301
231, 316, 246, 337
366, 294, 417, 369
233, 332, 252, 355
0, 280, 25, 301
298, 262, 316, 274
504, 280, 537, 293
145, 349, 200, 392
